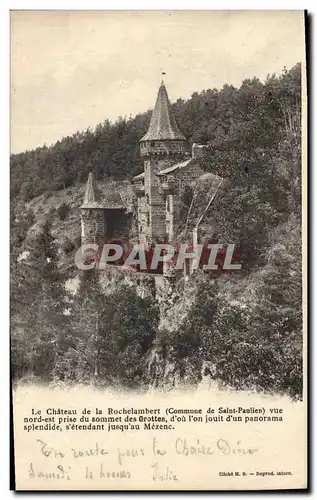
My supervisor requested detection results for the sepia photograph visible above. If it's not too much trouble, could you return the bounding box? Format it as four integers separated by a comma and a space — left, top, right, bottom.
10, 10, 307, 491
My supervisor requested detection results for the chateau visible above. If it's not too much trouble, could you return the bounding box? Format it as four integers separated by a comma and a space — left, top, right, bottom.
80, 81, 209, 251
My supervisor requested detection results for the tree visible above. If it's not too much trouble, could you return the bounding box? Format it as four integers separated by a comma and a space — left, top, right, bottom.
11, 218, 68, 380
159, 273, 218, 384
53, 274, 159, 388
197, 216, 302, 399
10, 64, 301, 203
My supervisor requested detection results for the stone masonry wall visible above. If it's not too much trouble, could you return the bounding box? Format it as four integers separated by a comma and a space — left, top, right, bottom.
137, 196, 148, 242
174, 162, 204, 185
81, 209, 106, 246
166, 194, 181, 241
144, 159, 167, 240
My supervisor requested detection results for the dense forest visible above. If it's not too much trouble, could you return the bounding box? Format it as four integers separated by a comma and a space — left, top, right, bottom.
11, 64, 300, 201
10, 63, 303, 398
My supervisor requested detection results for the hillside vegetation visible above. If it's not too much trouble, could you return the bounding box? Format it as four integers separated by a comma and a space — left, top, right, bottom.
11, 64, 300, 200
10, 64, 303, 399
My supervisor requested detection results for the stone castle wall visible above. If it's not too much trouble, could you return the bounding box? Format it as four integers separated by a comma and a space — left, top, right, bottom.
81, 209, 106, 245
143, 159, 166, 240
81, 208, 132, 245
137, 196, 148, 241
137, 159, 204, 243
173, 162, 204, 185
165, 194, 181, 242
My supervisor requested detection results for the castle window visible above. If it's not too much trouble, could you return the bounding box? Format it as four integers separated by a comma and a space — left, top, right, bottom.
147, 211, 150, 226
151, 142, 155, 147
166, 196, 171, 212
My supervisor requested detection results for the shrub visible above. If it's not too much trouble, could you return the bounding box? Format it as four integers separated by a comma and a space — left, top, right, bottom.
62, 237, 75, 254
57, 203, 70, 220
73, 235, 82, 249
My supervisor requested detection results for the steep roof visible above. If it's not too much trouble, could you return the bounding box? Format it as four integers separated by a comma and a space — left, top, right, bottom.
140, 81, 186, 142
157, 158, 192, 176
80, 173, 125, 209
133, 172, 145, 180
83, 172, 98, 205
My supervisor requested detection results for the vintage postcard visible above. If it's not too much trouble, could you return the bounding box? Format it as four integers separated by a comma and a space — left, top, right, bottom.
10, 10, 307, 491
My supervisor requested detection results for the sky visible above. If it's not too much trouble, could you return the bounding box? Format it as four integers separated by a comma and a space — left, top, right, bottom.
10, 10, 305, 153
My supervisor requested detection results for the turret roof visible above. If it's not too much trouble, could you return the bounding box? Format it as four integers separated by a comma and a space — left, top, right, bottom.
140, 81, 186, 142
80, 173, 125, 209
83, 172, 98, 205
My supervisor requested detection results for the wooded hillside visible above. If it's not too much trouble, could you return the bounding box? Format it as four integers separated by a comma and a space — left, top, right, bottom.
10, 64, 303, 398
11, 64, 300, 200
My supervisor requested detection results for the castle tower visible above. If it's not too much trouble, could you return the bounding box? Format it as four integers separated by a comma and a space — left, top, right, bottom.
138, 81, 187, 242
80, 172, 106, 246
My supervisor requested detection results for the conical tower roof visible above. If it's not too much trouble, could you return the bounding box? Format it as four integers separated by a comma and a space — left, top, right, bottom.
81, 172, 125, 209
83, 172, 99, 205
140, 81, 186, 142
